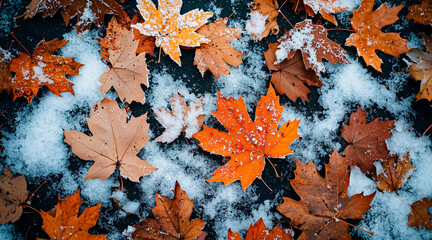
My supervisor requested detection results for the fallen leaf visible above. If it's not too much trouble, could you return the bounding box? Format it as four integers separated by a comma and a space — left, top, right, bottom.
0, 51, 12, 93
293, 0, 347, 25
129, 181, 205, 240
407, 34, 432, 101
9, 39, 83, 103
194, 17, 244, 79
376, 154, 415, 192
409, 197, 432, 230
342, 107, 395, 176
193, 85, 300, 190
99, 31, 149, 103
227, 218, 293, 240
264, 41, 322, 102
132, 0, 212, 66
23, 0, 68, 19
39, 190, 108, 240
245, 0, 279, 40
345, 0, 410, 72
275, 19, 349, 75
407, 1, 432, 26
153, 92, 205, 143
0, 168, 28, 224
64, 98, 157, 182
277, 150, 376, 240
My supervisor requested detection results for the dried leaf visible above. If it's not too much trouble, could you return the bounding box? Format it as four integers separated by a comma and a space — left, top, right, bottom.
345, 0, 410, 72
0, 51, 12, 93
376, 154, 415, 192
194, 17, 244, 78
9, 39, 83, 103
39, 190, 108, 239
130, 181, 205, 240
153, 92, 205, 143
227, 218, 293, 240
64, 98, 157, 182
0, 168, 28, 224
277, 150, 376, 240
409, 198, 432, 230
132, 0, 212, 66
99, 31, 149, 103
193, 85, 300, 190
407, 0, 432, 26
342, 107, 395, 176
407, 34, 432, 101
264, 42, 322, 102
245, 0, 279, 40
23, 0, 69, 19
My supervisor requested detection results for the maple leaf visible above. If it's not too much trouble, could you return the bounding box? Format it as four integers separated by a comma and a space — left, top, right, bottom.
129, 181, 205, 240
39, 190, 108, 240
99, 31, 149, 104
275, 19, 349, 75
193, 85, 300, 190
342, 107, 395, 176
23, 0, 68, 19
64, 98, 157, 182
407, 34, 432, 101
9, 39, 83, 103
277, 150, 376, 240
409, 197, 432, 230
227, 218, 293, 240
264, 41, 322, 102
132, 0, 213, 66
407, 1, 432, 26
194, 17, 244, 79
345, 0, 410, 72
376, 154, 415, 192
0, 51, 12, 93
245, 0, 279, 40
153, 92, 205, 143
303, 0, 347, 25
0, 168, 28, 224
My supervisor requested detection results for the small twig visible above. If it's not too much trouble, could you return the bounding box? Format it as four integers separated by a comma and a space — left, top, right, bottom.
8, 40, 14, 50
279, 0, 289, 9
11, 32, 31, 56
260, 178, 273, 191
24, 227, 31, 240
26, 180, 47, 203
227, 12, 234, 20
147, 59, 155, 64
294, 0, 300, 12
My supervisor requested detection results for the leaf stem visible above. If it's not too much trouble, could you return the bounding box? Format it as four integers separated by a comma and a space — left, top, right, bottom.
260, 178, 273, 191
279, 0, 289, 9
265, 156, 280, 178
327, 28, 355, 32
294, 0, 300, 12
23, 204, 40, 214
26, 180, 47, 203
278, 11, 294, 28
336, 217, 374, 235
158, 47, 162, 63
11, 32, 31, 56
422, 123, 432, 136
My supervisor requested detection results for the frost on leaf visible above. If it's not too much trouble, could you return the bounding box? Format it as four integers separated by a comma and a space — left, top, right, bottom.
407, 34, 432, 101
39, 190, 108, 240
245, 0, 279, 40
193, 85, 300, 191
275, 19, 349, 75
132, 0, 212, 66
277, 150, 376, 240
129, 181, 205, 240
9, 39, 83, 103
376, 154, 415, 192
409, 198, 432, 230
0, 168, 28, 224
227, 218, 293, 240
153, 92, 205, 143
345, 0, 410, 72
406, 1, 432, 27
99, 31, 149, 104
64, 98, 157, 182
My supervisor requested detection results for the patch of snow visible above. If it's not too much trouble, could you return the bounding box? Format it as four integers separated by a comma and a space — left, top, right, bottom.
245, 11, 267, 41
0, 224, 21, 240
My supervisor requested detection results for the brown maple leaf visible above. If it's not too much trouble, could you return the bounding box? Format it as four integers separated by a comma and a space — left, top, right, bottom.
227, 218, 293, 240
129, 181, 205, 240
277, 150, 376, 240
23, 0, 69, 19
9, 39, 83, 103
407, 0, 432, 26
275, 19, 349, 75
245, 0, 279, 40
64, 98, 157, 182
132, 0, 212, 66
193, 85, 300, 190
0, 168, 28, 224
39, 190, 107, 240
99, 31, 149, 104
264, 41, 322, 102
376, 154, 415, 192
409, 197, 432, 230
153, 92, 205, 143
345, 0, 410, 72
194, 17, 244, 79
290, 0, 347, 25
0, 51, 12, 93
342, 107, 395, 176
407, 34, 432, 101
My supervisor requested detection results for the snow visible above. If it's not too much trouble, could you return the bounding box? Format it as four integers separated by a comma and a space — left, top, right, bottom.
245, 11, 267, 41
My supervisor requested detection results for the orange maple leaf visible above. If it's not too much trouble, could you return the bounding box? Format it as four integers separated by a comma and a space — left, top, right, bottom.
9, 39, 83, 103
228, 218, 293, 240
407, 1, 432, 26
39, 190, 107, 240
245, 0, 279, 40
132, 0, 212, 66
129, 181, 205, 240
345, 0, 410, 72
277, 150, 376, 239
409, 197, 432, 230
376, 154, 415, 192
193, 85, 300, 190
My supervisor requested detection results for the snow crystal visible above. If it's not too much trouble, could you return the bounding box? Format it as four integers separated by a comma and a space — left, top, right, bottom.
245, 11, 267, 41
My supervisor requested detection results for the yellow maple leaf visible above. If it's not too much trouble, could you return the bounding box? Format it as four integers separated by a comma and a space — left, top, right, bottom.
132, 0, 212, 66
